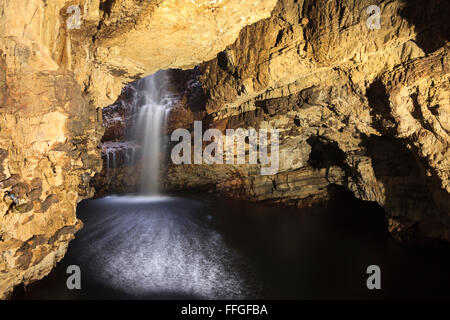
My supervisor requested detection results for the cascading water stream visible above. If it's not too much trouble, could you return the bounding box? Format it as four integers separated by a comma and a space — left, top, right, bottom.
133, 71, 174, 195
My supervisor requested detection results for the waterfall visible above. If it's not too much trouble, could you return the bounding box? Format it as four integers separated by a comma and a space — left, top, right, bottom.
112, 152, 117, 171
134, 70, 174, 195
106, 149, 110, 172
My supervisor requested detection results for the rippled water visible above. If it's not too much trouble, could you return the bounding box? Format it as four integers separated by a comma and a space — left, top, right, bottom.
74, 196, 257, 299
14, 190, 450, 299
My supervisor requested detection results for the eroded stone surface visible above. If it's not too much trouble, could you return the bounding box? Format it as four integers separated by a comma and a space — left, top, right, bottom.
166, 0, 449, 243
0, 0, 277, 299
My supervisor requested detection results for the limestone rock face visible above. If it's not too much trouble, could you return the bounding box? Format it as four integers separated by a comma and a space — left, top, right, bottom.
166, 0, 450, 243
92, 0, 278, 105
0, 0, 277, 299
0, 67, 100, 299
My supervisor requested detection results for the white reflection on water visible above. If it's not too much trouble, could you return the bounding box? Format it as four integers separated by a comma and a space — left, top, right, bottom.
73, 196, 258, 299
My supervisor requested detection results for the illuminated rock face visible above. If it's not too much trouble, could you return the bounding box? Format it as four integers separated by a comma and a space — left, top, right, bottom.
170, 0, 449, 244
0, 0, 277, 299
0, 0, 448, 299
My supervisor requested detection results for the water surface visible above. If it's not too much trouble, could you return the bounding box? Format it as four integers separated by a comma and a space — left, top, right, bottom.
14, 190, 450, 299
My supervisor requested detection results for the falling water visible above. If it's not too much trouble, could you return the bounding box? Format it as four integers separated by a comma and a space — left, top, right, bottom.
106, 149, 110, 172
112, 152, 117, 172
134, 71, 174, 195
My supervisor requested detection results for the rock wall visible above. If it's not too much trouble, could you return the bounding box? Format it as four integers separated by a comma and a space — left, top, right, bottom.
166, 0, 450, 243
0, 0, 277, 299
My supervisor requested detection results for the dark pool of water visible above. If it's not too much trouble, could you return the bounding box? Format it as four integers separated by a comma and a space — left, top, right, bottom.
13, 190, 450, 299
